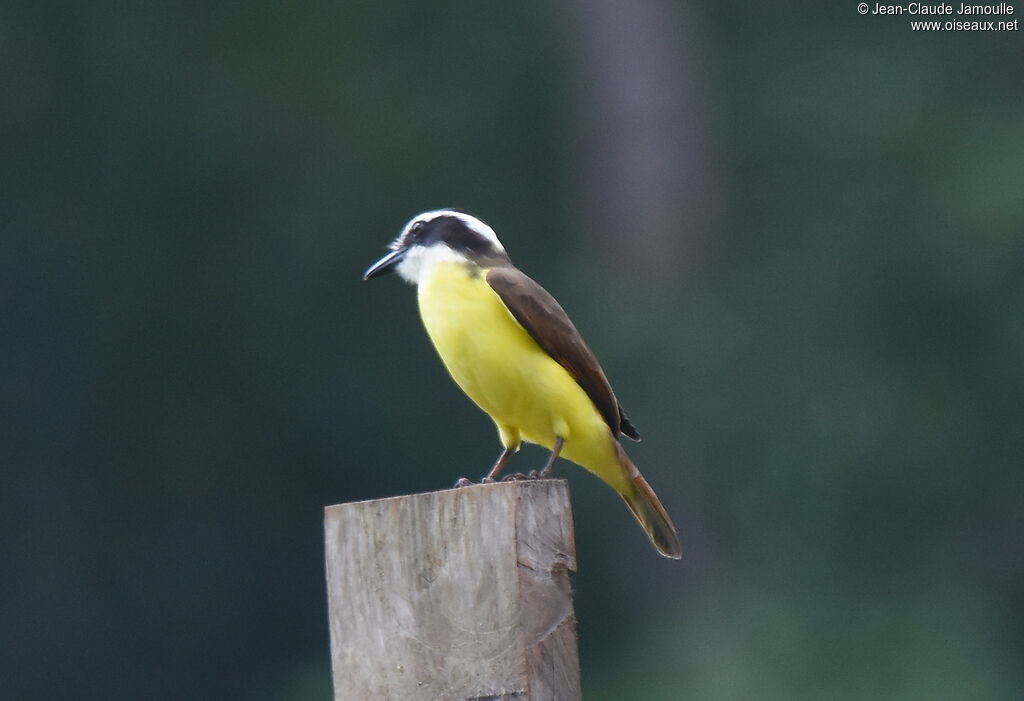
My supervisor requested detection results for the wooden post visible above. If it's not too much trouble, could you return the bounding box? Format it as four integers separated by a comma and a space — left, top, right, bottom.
324, 480, 581, 701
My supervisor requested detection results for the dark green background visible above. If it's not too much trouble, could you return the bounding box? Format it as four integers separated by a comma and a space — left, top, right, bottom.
3, 2, 1021, 699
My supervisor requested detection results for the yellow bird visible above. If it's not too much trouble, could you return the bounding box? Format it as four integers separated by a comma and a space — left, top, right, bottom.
364, 210, 681, 559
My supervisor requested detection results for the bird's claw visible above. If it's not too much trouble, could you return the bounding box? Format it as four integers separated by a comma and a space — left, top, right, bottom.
501, 470, 539, 482
464, 467, 553, 486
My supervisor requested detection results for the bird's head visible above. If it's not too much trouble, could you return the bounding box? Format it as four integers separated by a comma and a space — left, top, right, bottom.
364, 210, 511, 285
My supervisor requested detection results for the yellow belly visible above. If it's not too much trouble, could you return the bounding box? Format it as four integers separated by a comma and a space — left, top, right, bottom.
417, 261, 623, 486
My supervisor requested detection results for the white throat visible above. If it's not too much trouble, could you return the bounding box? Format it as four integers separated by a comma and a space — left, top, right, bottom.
395, 244, 472, 286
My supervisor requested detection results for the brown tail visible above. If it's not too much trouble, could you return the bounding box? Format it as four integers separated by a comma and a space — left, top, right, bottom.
614, 443, 682, 559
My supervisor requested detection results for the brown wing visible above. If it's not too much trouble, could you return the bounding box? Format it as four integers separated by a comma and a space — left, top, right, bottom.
486, 266, 640, 441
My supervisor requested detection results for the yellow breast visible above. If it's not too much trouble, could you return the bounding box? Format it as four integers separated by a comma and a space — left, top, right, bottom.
416, 261, 621, 485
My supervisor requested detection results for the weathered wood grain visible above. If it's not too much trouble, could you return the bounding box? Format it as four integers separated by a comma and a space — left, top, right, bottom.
324, 480, 580, 701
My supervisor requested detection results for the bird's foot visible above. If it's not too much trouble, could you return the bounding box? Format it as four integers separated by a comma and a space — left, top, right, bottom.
501, 470, 541, 482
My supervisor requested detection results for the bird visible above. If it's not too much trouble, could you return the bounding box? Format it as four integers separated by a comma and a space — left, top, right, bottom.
363, 209, 681, 559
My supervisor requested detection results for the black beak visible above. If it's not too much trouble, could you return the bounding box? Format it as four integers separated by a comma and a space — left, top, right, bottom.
363, 247, 408, 280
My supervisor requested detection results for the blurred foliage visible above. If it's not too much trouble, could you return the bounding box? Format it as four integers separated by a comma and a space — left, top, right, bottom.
2, 1, 1021, 700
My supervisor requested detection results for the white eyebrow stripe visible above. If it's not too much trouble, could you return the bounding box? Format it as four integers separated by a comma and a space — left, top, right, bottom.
405, 209, 507, 253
